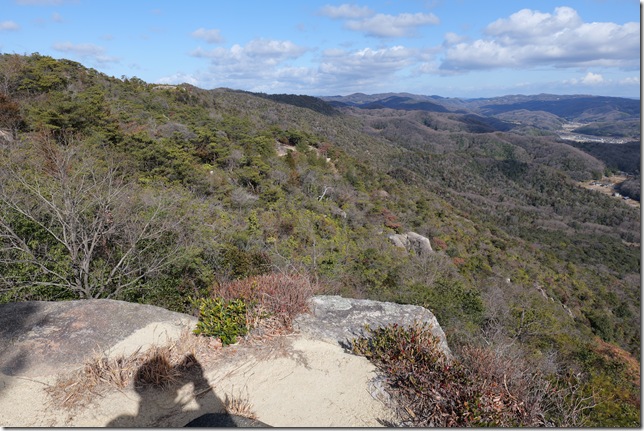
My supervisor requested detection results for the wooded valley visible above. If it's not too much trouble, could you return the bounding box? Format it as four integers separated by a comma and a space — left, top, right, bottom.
0, 54, 640, 426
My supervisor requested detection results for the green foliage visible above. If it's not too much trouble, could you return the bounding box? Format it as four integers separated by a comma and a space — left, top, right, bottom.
583, 372, 641, 427
350, 247, 400, 296
218, 244, 271, 280
410, 277, 484, 329
191, 297, 251, 345
15, 53, 70, 93
570, 341, 641, 427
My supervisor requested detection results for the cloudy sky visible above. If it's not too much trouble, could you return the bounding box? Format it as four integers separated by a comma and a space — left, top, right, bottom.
0, 0, 639, 98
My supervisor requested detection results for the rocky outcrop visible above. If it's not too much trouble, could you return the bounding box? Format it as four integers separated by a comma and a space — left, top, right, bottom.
0, 296, 450, 427
0, 296, 450, 378
0, 299, 196, 377
293, 295, 451, 359
388, 231, 433, 255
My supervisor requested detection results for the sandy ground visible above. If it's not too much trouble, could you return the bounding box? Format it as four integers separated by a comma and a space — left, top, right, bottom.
0, 321, 396, 427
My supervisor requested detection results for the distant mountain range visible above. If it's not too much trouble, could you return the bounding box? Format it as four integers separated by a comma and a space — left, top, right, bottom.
319, 93, 640, 137
320, 93, 640, 120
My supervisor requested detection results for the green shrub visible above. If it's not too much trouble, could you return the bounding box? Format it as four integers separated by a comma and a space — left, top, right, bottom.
192, 297, 251, 345
409, 277, 484, 329
218, 244, 271, 280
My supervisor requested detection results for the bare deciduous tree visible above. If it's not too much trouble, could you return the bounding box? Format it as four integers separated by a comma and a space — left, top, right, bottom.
0, 138, 188, 299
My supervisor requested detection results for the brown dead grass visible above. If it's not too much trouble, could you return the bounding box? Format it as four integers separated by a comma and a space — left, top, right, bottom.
46, 330, 217, 410
224, 387, 257, 419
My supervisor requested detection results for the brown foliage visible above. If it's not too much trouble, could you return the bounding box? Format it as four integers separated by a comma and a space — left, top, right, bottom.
352, 324, 594, 427
213, 272, 316, 328
431, 237, 448, 251
452, 256, 466, 266
0, 92, 22, 136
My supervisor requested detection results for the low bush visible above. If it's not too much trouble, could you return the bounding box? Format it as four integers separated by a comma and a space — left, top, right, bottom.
351, 324, 596, 427
192, 297, 251, 345
191, 272, 315, 345
213, 272, 316, 328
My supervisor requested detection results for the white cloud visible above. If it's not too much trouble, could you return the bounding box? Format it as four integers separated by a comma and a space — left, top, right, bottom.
619, 76, 639, 85
319, 45, 416, 76
189, 40, 422, 94
192, 38, 308, 65
441, 6, 639, 71
319, 5, 439, 38
443, 39, 516, 69
580, 72, 604, 85
53, 41, 104, 56
52, 42, 118, 64
190, 38, 310, 90
563, 72, 638, 91
345, 12, 439, 38
53, 41, 103, 56
244, 39, 308, 59
0, 21, 20, 31
52, 12, 63, 23
306, 45, 423, 93
318, 4, 373, 19
443, 32, 467, 46
486, 6, 582, 42
156, 73, 199, 86
191, 28, 224, 44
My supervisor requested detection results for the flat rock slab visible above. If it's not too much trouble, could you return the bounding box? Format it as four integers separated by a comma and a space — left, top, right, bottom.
293, 295, 451, 358
0, 299, 196, 377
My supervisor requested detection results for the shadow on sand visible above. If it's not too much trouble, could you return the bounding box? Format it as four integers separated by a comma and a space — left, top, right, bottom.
107, 353, 269, 427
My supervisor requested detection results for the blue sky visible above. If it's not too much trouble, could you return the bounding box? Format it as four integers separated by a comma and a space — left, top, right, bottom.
0, 0, 640, 98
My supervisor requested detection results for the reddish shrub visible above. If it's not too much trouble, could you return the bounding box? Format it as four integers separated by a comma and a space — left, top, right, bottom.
382, 208, 401, 230
432, 237, 448, 251
351, 324, 588, 427
213, 272, 316, 327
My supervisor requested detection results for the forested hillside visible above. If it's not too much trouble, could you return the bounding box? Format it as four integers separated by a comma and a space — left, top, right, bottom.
323, 92, 641, 143
0, 54, 640, 426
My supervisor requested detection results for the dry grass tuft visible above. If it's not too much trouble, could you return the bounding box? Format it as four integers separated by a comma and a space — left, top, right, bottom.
132, 347, 181, 389
224, 388, 257, 419
46, 330, 216, 410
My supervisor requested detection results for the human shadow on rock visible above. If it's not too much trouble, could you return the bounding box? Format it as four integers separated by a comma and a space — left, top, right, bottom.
107, 352, 235, 427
